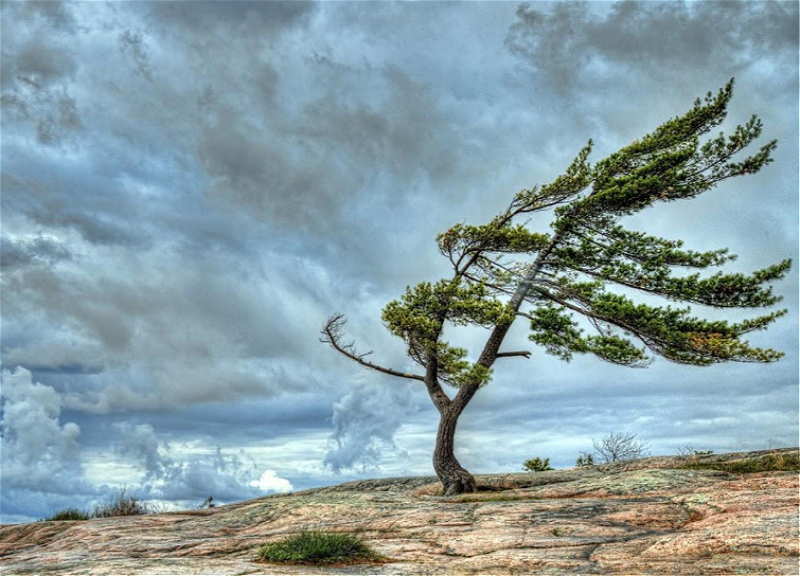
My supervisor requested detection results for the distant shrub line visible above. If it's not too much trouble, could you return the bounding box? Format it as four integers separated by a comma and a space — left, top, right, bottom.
680, 452, 799, 473
524, 431, 648, 473
523, 433, 798, 475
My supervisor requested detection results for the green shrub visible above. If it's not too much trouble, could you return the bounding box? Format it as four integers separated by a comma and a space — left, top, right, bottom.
44, 508, 90, 521
522, 457, 553, 472
576, 453, 595, 467
92, 489, 150, 518
258, 531, 382, 564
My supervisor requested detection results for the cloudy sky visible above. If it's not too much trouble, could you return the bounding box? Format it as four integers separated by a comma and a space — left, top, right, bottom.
1, 1, 797, 523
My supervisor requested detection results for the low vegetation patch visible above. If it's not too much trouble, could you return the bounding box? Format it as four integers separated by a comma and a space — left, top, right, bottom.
92, 489, 151, 518
258, 531, 383, 565
681, 451, 799, 473
43, 492, 152, 522
44, 508, 91, 521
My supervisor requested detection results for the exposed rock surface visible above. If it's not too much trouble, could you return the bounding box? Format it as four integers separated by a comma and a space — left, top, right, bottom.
1, 449, 797, 575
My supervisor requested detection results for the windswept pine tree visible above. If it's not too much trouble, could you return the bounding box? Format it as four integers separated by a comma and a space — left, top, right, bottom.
322, 80, 790, 495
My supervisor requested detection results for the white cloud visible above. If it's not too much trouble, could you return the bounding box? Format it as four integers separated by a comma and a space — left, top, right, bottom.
0, 366, 83, 492
0, 366, 96, 522
249, 469, 293, 494
113, 422, 290, 503
324, 379, 413, 473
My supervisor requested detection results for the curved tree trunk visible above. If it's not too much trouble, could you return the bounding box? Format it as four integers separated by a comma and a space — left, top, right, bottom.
433, 407, 477, 495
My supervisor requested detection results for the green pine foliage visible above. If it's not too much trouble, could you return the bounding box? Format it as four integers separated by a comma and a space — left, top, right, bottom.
390, 78, 787, 377
523, 457, 553, 472
381, 279, 504, 386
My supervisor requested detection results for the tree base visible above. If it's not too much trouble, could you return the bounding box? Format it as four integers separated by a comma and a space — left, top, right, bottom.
438, 466, 477, 496
434, 408, 478, 496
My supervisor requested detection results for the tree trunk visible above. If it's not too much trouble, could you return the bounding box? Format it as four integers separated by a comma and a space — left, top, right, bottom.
433, 407, 477, 495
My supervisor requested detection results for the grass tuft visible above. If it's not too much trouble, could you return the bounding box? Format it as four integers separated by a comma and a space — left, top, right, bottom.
44, 508, 91, 521
258, 531, 383, 565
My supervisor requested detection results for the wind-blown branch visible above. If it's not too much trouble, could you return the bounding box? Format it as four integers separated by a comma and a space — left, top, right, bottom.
528, 285, 785, 365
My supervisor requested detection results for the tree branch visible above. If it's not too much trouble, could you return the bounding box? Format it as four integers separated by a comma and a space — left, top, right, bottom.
496, 350, 532, 359
528, 285, 658, 353
424, 348, 452, 412
321, 314, 426, 382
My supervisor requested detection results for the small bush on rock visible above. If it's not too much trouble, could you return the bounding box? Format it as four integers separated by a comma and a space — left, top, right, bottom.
523, 457, 553, 472
93, 489, 150, 518
593, 432, 649, 463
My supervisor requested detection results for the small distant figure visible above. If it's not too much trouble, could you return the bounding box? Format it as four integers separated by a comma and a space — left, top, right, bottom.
200, 496, 215, 509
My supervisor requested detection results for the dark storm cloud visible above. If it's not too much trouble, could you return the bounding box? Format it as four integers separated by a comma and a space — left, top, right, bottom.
1, 2, 82, 147
143, 1, 315, 36
504, 0, 799, 176
2, 170, 143, 247
61, 392, 336, 451
1, 238, 332, 412
194, 61, 465, 239
506, 1, 798, 93
13, 38, 78, 87
0, 234, 72, 270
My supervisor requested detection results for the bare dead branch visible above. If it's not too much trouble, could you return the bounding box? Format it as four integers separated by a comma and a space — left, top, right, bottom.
321, 314, 426, 382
